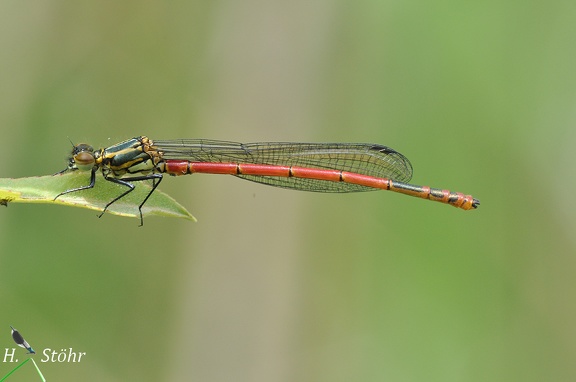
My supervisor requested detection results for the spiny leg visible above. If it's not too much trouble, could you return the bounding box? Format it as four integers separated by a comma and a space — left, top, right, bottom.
136, 174, 163, 226
101, 173, 163, 226
54, 167, 97, 200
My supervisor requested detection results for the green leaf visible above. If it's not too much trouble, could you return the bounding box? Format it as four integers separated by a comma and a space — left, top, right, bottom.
0, 171, 196, 222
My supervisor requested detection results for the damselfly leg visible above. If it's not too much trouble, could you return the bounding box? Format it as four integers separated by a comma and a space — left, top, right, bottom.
55, 170, 163, 226
99, 173, 163, 226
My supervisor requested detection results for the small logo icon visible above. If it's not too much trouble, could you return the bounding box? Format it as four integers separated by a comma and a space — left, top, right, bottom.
10, 326, 35, 354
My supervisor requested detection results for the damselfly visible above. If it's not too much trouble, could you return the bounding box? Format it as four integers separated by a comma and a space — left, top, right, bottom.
10, 326, 35, 354
55, 136, 480, 225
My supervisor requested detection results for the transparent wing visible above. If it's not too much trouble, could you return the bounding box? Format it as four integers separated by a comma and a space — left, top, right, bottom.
151, 139, 413, 192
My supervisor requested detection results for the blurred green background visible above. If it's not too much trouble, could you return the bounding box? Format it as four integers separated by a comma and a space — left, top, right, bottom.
1, 1, 575, 381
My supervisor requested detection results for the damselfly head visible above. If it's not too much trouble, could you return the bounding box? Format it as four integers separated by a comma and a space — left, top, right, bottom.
55, 143, 96, 174
68, 143, 97, 171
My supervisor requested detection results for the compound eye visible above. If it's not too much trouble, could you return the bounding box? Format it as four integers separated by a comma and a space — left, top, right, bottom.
74, 151, 96, 170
